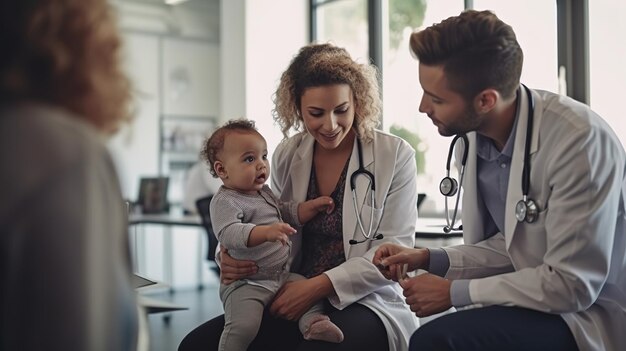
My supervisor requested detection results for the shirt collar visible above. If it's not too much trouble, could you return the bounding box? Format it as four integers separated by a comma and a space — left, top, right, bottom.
476, 87, 522, 161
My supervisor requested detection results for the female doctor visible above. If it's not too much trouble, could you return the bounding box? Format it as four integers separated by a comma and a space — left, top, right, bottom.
179, 43, 419, 351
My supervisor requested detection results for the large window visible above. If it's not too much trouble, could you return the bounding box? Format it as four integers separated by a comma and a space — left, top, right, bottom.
313, 0, 369, 62
311, 0, 570, 216
382, 0, 463, 214
589, 1, 626, 143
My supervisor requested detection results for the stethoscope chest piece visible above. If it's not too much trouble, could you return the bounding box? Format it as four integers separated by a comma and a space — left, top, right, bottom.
440, 177, 459, 197
515, 197, 538, 223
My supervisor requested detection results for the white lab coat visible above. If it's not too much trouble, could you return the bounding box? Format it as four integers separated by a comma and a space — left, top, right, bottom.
271, 130, 420, 351
447, 87, 626, 351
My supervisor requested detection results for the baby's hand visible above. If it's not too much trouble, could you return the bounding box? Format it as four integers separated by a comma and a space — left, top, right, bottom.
297, 196, 335, 224
313, 196, 335, 214
265, 222, 297, 245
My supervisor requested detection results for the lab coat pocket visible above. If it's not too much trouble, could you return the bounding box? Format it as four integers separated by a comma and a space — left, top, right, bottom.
515, 208, 548, 265
523, 207, 548, 236
359, 204, 383, 234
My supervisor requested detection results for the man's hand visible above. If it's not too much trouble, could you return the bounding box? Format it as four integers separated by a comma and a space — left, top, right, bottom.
400, 273, 452, 317
373, 244, 429, 281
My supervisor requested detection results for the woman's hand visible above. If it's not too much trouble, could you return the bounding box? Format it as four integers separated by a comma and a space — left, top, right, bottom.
269, 275, 333, 321
219, 247, 257, 285
373, 243, 429, 281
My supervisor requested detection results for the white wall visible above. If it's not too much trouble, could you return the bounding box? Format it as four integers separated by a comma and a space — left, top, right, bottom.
109, 33, 161, 200
113, 0, 220, 42
221, 0, 308, 154
220, 0, 246, 120
110, 0, 221, 200
111, 0, 223, 289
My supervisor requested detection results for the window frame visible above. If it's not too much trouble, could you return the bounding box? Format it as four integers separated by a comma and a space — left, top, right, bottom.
310, 0, 588, 105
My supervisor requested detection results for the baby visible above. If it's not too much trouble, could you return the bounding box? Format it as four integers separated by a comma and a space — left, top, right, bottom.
201, 119, 344, 350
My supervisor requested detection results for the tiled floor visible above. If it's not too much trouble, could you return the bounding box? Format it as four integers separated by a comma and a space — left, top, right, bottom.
146, 281, 222, 351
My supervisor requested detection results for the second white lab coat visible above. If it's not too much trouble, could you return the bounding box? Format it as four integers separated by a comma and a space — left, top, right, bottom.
271, 130, 420, 351
448, 87, 626, 351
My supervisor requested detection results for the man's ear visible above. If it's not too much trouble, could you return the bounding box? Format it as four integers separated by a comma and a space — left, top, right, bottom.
474, 89, 499, 114
214, 161, 228, 179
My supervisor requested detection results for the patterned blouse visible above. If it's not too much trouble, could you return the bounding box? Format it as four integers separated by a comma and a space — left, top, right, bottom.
298, 157, 350, 278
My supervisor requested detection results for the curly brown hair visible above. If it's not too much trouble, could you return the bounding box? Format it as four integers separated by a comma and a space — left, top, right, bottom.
200, 119, 260, 178
272, 43, 381, 142
0, 0, 132, 134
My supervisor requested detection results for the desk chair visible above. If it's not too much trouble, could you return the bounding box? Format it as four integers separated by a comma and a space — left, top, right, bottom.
417, 193, 427, 211
195, 195, 220, 276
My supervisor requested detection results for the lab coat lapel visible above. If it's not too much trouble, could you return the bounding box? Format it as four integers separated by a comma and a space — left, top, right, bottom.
461, 133, 485, 244
505, 86, 541, 249
289, 135, 315, 203
344, 138, 374, 253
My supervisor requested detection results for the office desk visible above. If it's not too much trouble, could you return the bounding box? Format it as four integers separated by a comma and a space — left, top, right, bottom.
415, 217, 463, 248
128, 214, 464, 287
415, 217, 462, 237
128, 213, 204, 291
129, 213, 202, 227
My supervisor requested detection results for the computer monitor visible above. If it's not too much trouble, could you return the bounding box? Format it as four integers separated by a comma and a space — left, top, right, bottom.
137, 177, 170, 214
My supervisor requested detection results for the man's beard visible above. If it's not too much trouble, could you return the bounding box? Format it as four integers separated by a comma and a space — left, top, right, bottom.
440, 105, 483, 137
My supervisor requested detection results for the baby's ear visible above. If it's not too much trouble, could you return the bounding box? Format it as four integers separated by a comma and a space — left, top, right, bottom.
214, 161, 228, 179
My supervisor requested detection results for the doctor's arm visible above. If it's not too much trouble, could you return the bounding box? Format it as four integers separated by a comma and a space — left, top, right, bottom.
373, 234, 514, 316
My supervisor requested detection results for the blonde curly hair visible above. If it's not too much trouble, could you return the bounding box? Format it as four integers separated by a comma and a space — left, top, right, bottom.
0, 0, 132, 134
272, 43, 381, 142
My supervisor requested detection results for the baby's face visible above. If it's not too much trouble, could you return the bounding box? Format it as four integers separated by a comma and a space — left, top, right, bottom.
217, 130, 270, 194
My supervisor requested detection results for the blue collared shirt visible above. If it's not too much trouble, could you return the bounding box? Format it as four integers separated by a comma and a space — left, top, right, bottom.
429, 88, 522, 307
475, 109, 519, 236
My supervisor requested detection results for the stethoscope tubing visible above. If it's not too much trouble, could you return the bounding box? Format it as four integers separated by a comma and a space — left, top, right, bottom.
350, 138, 378, 242
442, 85, 536, 232
443, 134, 468, 233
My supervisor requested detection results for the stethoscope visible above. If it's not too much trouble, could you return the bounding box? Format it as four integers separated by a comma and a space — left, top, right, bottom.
440, 134, 469, 233
349, 138, 384, 245
440, 85, 538, 233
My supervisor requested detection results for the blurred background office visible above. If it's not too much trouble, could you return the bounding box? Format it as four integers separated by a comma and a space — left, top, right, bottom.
108, 0, 625, 349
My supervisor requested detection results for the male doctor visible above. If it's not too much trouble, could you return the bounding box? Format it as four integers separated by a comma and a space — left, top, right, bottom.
374, 10, 626, 351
